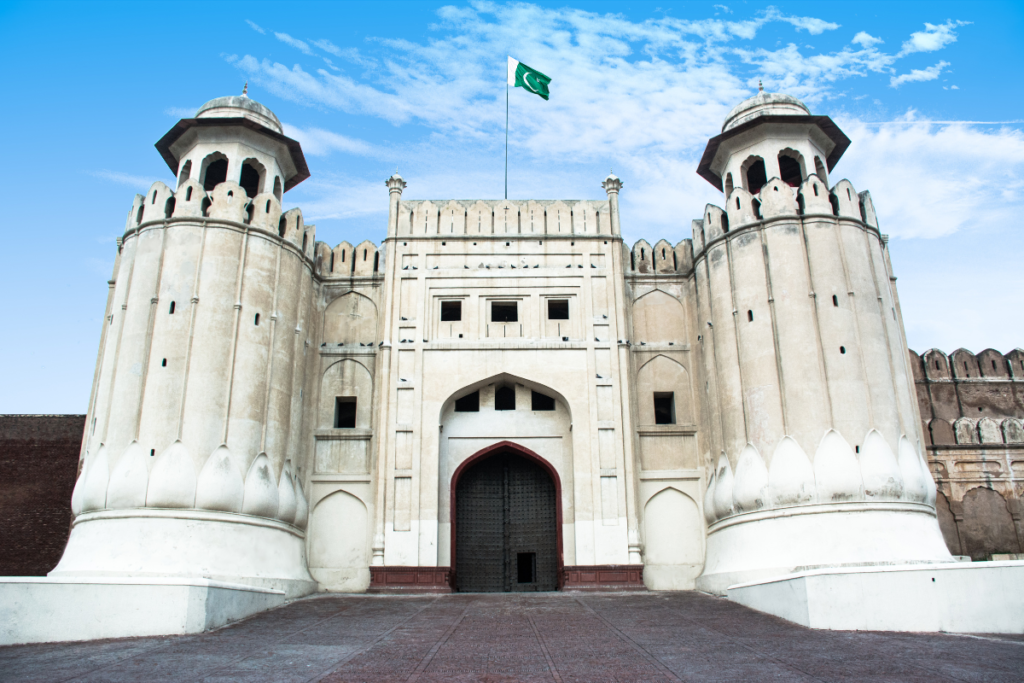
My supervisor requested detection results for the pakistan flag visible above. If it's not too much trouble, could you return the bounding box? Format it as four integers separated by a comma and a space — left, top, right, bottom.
507, 56, 552, 100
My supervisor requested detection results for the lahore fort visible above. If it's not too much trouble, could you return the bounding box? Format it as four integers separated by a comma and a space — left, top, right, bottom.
1, 88, 1022, 644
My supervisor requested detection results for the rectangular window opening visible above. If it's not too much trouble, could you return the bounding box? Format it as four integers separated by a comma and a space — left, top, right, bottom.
441, 300, 462, 321
548, 299, 569, 320
654, 392, 675, 425
334, 397, 356, 428
491, 301, 518, 322
531, 391, 555, 411
517, 552, 536, 584
454, 391, 479, 412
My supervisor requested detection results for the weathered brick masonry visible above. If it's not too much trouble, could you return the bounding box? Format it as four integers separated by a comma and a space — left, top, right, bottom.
0, 415, 84, 576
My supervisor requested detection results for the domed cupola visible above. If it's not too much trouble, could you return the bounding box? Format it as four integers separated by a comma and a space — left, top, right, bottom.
722, 91, 810, 132
697, 83, 850, 198
155, 85, 309, 200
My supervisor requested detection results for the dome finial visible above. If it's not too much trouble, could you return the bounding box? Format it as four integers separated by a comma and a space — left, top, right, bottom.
242, 81, 248, 98
758, 80, 763, 94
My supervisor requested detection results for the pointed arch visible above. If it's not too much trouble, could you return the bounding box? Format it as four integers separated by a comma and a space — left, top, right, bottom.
632, 289, 686, 343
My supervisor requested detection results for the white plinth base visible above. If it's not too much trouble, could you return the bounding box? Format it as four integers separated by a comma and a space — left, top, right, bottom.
727, 561, 1024, 633
0, 576, 285, 646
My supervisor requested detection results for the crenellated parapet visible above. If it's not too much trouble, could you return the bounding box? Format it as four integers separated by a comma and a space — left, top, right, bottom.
624, 238, 693, 275
691, 177, 881, 258
393, 199, 612, 236
319, 239, 383, 279
910, 347, 1024, 446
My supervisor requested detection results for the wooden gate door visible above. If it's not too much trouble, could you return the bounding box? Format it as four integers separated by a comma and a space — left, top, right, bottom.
455, 451, 558, 592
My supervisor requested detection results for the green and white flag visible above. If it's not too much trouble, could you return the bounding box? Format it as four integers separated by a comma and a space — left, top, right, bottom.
507, 56, 552, 100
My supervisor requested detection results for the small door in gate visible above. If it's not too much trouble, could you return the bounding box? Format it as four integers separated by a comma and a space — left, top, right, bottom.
454, 449, 558, 592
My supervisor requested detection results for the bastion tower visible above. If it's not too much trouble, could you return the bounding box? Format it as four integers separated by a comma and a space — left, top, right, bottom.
55, 94, 318, 596
691, 90, 951, 592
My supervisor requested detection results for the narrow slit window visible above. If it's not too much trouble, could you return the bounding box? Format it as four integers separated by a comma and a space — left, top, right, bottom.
654, 393, 675, 425
334, 397, 356, 428
441, 301, 462, 321
169, 301, 176, 314
492, 301, 518, 322
532, 391, 555, 411
454, 391, 479, 412
832, 295, 838, 307
548, 299, 569, 320
254, 313, 260, 326
495, 386, 516, 411
161, 358, 167, 367
747, 310, 753, 322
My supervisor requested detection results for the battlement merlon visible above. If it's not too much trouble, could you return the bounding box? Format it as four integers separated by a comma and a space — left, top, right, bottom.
383, 172, 625, 238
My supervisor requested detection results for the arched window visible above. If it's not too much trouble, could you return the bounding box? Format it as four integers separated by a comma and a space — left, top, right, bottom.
302, 232, 308, 251
239, 158, 266, 198
741, 156, 767, 194
495, 386, 516, 411
724, 172, 734, 197
373, 252, 380, 272
778, 149, 805, 187
721, 213, 729, 233
200, 152, 228, 191
164, 196, 175, 218
186, 186, 193, 202
279, 216, 287, 238
814, 156, 827, 183
136, 204, 144, 225
177, 160, 192, 189
244, 202, 254, 224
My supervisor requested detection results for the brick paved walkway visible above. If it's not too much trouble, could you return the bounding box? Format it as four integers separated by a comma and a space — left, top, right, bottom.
2, 592, 1022, 682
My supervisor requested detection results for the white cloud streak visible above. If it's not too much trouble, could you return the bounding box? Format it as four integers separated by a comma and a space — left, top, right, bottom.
898, 20, 969, 56
890, 60, 949, 88
90, 170, 164, 190
233, 3, 1014, 252
275, 32, 316, 56
246, 19, 265, 35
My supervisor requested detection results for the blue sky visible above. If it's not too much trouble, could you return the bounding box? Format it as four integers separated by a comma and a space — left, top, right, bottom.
1, 1, 1022, 413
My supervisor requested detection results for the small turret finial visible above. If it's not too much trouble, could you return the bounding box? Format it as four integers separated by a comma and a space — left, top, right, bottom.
758, 80, 763, 93
242, 81, 248, 97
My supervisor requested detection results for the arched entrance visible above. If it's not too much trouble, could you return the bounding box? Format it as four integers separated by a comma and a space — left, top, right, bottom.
451, 441, 562, 592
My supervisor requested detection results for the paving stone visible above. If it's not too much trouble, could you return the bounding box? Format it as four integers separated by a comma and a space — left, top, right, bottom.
1, 592, 1023, 682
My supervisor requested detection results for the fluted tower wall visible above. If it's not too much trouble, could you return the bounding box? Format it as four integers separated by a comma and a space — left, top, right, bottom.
692, 95, 949, 592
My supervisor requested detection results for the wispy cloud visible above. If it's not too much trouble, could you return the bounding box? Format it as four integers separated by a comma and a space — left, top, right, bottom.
898, 20, 969, 56
851, 31, 882, 48
89, 170, 163, 190
165, 106, 198, 117
230, 3, 1010, 251
890, 61, 949, 88
311, 38, 343, 57
283, 124, 379, 157
246, 19, 265, 35
275, 32, 316, 56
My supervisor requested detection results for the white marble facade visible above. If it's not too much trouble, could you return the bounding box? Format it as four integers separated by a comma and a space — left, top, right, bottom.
62, 89, 953, 601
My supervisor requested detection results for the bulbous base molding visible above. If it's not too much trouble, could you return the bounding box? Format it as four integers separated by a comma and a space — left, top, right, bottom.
51, 509, 316, 598
696, 503, 953, 595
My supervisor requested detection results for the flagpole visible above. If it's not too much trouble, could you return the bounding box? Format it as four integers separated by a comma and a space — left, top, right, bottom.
505, 82, 509, 200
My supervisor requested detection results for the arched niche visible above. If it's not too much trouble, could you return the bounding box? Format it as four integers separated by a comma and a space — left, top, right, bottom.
436, 373, 574, 566
636, 355, 693, 426
643, 487, 703, 589
323, 292, 377, 345
632, 290, 686, 344
308, 490, 369, 591
319, 359, 373, 429
960, 487, 1021, 560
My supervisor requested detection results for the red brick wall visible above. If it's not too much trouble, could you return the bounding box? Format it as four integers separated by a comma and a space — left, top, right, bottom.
0, 415, 85, 576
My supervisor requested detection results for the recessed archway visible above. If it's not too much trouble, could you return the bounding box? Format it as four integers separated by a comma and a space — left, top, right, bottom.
450, 440, 563, 592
